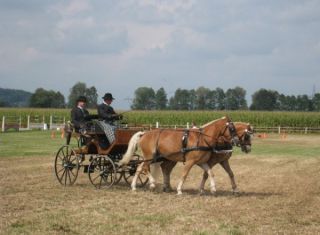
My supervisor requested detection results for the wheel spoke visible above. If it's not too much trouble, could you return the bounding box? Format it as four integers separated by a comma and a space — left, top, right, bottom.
67, 169, 72, 184
99, 175, 103, 187
57, 167, 65, 174
92, 172, 101, 182
58, 169, 66, 182
70, 157, 77, 163
61, 148, 66, 158
57, 155, 64, 162
64, 169, 68, 185
69, 168, 76, 178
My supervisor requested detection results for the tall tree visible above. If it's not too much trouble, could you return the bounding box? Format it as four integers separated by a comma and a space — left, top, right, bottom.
155, 87, 168, 110
131, 87, 156, 110
68, 82, 98, 108
86, 86, 98, 109
207, 90, 217, 110
169, 89, 192, 110
195, 87, 211, 110
312, 93, 320, 111
215, 87, 226, 110
29, 88, 65, 108
225, 87, 247, 110
250, 89, 278, 110
296, 95, 313, 111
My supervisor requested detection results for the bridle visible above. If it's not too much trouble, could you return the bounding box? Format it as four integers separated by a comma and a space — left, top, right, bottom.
236, 127, 254, 147
218, 121, 240, 146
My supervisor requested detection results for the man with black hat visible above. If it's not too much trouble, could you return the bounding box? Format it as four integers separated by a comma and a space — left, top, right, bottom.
71, 96, 90, 132
97, 93, 122, 144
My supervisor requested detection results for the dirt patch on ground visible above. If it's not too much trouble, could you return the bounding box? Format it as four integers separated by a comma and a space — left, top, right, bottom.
1, 135, 320, 234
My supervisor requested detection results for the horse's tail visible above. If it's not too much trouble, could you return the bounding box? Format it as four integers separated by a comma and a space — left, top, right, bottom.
119, 131, 145, 166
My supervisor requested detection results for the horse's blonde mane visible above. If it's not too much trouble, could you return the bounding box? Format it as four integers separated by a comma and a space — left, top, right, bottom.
200, 116, 227, 128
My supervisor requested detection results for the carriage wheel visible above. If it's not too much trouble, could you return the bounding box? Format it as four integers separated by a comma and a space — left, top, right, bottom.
54, 145, 79, 186
123, 154, 149, 187
88, 156, 116, 189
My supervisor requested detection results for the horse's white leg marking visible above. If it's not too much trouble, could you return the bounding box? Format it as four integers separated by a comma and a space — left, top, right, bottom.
199, 163, 216, 194
177, 162, 194, 195
131, 162, 144, 191
148, 171, 156, 190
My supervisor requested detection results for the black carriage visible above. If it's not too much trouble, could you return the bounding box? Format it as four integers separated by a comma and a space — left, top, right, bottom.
54, 119, 149, 189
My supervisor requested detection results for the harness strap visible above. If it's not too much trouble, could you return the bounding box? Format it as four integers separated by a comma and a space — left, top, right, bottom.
181, 129, 189, 163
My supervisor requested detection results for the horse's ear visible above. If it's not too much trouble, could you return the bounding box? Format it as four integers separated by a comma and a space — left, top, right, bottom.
224, 115, 232, 122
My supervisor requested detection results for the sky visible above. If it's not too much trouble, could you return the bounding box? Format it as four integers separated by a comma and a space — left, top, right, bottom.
0, 0, 319, 109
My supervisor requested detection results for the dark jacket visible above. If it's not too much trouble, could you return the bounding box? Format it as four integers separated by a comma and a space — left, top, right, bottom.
71, 106, 89, 131
97, 103, 120, 124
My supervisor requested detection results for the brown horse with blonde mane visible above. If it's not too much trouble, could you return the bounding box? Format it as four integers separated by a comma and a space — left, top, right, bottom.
160, 122, 253, 194
120, 116, 240, 195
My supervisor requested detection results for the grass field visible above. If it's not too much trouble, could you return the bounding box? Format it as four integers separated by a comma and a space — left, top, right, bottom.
1, 131, 320, 234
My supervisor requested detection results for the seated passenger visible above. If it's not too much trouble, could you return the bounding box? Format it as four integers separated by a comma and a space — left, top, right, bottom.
71, 96, 89, 133
97, 93, 122, 144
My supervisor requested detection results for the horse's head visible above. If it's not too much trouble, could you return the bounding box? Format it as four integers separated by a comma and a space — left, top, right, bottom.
234, 122, 254, 153
201, 116, 240, 147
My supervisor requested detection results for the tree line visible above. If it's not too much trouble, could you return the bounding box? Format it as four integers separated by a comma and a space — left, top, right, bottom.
1, 83, 319, 111
131, 86, 320, 111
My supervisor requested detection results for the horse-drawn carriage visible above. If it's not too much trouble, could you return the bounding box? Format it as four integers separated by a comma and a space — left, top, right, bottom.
54, 118, 149, 189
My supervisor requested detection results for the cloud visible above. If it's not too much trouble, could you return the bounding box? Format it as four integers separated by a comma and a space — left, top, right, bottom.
0, 0, 320, 108
51, 0, 91, 16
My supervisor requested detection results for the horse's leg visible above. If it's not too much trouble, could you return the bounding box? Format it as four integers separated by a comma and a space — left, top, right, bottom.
131, 162, 144, 191
176, 161, 194, 195
199, 163, 216, 195
146, 163, 157, 190
198, 158, 219, 194
220, 159, 238, 193
199, 171, 208, 195
160, 160, 177, 192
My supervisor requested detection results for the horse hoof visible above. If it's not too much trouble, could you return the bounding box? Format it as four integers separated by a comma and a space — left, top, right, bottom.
177, 191, 183, 196
210, 190, 217, 196
149, 184, 156, 191
163, 187, 172, 193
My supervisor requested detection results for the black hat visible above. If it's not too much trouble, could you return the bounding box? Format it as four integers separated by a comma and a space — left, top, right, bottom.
76, 96, 87, 103
102, 93, 115, 100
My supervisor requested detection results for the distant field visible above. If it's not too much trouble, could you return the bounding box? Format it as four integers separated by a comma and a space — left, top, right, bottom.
1, 108, 320, 127
0, 132, 320, 234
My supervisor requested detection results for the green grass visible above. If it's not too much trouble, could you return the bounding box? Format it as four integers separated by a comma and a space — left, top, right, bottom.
248, 135, 320, 158
0, 130, 66, 157
1, 131, 320, 158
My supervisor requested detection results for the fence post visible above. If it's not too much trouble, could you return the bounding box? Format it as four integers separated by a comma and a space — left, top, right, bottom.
27, 115, 30, 130
63, 117, 66, 125
156, 122, 159, 128
305, 127, 308, 134
278, 126, 281, 134
187, 122, 189, 129
1, 116, 5, 132
50, 115, 53, 130
19, 116, 22, 130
